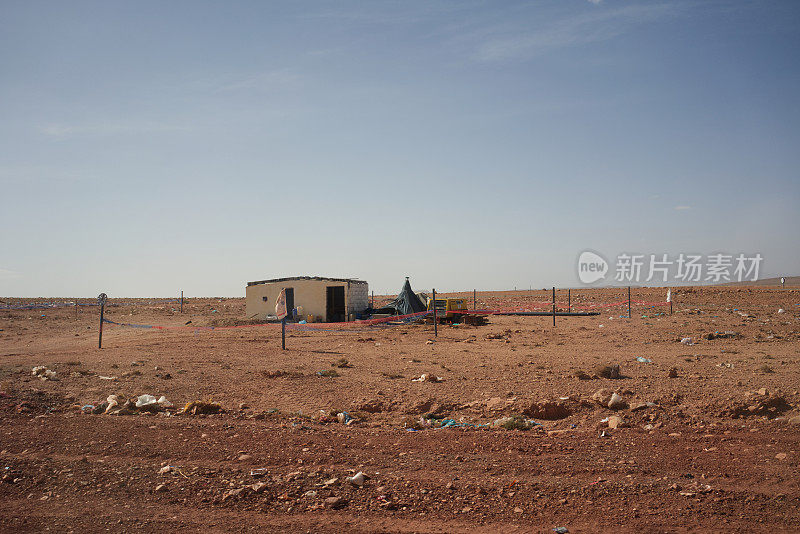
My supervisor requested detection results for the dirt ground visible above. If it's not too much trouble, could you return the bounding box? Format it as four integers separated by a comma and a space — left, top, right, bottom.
1, 286, 799, 533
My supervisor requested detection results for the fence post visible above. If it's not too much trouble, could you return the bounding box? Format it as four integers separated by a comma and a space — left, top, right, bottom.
552, 287, 556, 326
180, 291, 184, 313
568, 289, 571, 313
473, 289, 476, 311
97, 293, 107, 349
433, 288, 437, 337
627, 286, 631, 319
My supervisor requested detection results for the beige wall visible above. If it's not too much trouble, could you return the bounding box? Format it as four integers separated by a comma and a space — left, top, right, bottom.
245, 279, 369, 321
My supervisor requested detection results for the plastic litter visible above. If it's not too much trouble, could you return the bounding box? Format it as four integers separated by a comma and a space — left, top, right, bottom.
634, 357, 652, 363
337, 412, 354, 425
135, 394, 158, 408
553, 528, 569, 534
681, 337, 693, 345
411, 373, 443, 383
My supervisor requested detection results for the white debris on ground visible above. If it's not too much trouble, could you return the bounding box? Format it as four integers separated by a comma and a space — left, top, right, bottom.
31, 366, 57, 381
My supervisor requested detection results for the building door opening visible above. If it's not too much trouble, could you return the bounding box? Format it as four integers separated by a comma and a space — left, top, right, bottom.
284, 287, 294, 320
326, 286, 345, 322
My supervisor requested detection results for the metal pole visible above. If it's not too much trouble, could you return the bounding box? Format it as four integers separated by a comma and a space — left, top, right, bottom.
433, 288, 437, 337
180, 291, 184, 313
568, 289, 571, 313
473, 289, 476, 310
281, 317, 286, 350
98, 302, 105, 349
627, 286, 631, 319
371, 291, 374, 308
552, 287, 556, 327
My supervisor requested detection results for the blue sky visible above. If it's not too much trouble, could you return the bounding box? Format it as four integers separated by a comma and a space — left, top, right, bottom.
1, 1, 799, 296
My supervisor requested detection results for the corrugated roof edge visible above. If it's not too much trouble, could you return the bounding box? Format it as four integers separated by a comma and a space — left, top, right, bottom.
247, 276, 368, 287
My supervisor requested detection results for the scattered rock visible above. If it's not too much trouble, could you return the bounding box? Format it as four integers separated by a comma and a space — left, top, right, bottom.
607, 415, 627, 429
595, 364, 620, 379
222, 488, 243, 501
346, 472, 367, 486
250, 482, 267, 493
31, 366, 56, 381
775, 453, 788, 461
405, 398, 436, 415
668, 368, 679, 378
523, 400, 572, 420
325, 496, 348, 509
704, 331, 738, 340
630, 402, 659, 412
720, 391, 791, 419
574, 370, 592, 380
154, 483, 168, 493
485, 397, 514, 412
356, 399, 384, 413
491, 415, 539, 430
179, 401, 222, 415
608, 392, 627, 410
592, 388, 613, 407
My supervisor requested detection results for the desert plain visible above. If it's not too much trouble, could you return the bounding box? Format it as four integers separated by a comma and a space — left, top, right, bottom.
1, 286, 798, 533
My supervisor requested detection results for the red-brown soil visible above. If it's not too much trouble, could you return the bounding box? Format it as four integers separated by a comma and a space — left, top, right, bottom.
1, 286, 798, 532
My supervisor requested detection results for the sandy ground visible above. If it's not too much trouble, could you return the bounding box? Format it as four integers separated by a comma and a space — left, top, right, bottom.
1, 286, 799, 533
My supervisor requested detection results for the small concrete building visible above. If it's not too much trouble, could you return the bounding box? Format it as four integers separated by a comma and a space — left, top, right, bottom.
245, 276, 369, 322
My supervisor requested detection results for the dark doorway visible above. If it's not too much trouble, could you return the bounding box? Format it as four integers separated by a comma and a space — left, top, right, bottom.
284, 287, 294, 319
326, 286, 346, 322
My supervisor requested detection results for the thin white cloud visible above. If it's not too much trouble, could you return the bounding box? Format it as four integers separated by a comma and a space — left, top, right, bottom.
674, 205, 692, 211
473, 4, 677, 62
587, 0, 603, 4
39, 121, 189, 138
0, 269, 21, 279
212, 69, 300, 93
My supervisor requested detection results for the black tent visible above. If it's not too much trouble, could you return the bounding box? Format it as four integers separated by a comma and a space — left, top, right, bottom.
389, 277, 426, 315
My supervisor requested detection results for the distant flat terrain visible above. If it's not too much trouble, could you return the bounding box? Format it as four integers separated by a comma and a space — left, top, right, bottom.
722, 275, 799, 287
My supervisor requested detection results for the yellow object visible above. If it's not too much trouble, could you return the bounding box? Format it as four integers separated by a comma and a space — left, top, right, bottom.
307, 314, 314, 323
426, 298, 468, 319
